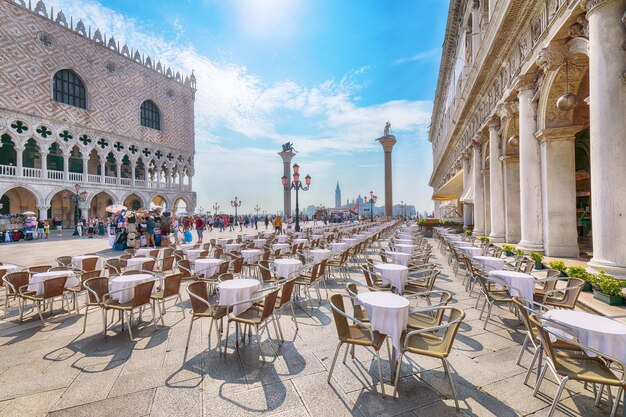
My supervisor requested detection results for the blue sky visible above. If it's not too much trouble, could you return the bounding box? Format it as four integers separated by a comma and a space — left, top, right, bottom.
51, 0, 448, 214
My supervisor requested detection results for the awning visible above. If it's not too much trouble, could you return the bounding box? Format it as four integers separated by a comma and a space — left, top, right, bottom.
432, 170, 463, 201
460, 165, 474, 204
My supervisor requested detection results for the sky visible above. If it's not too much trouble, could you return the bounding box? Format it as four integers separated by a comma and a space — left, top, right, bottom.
49, 0, 448, 215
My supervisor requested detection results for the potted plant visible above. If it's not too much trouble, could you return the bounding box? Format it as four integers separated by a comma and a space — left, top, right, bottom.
502, 244, 516, 256
514, 248, 525, 259
548, 260, 567, 277
464, 230, 472, 237
529, 252, 544, 270
592, 270, 625, 306
566, 266, 593, 291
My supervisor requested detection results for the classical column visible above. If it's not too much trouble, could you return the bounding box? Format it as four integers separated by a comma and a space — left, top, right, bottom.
116, 162, 122, 185
15, 145, 24, 177
80, 204, 89, 221
586, 0, 626, 275
501, 155, 521, 243
472, 141, 485, 235
131, 161, 136, 187
178, 168, 183, 190
63, 154, 70, 182
99, 156, 105, 184
144, 165, 150, 186
188, 172, 193, 191
156, 167, 161, 189
82, 156, 89, 182
462, 154, 473, 229
40, 150, 48, 180
536, 126, 581, 257
515, 74, 544, 252
278, 150, 296, 216
37, 205, 50, 221
488, 118, 505, 242
376, 134, 397, 217
483, 168, 491, 235
471, 0, 481, 60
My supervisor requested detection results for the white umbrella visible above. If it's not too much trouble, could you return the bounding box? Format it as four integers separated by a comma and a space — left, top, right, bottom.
106, 204, 127, 213
23, 211, 36, 216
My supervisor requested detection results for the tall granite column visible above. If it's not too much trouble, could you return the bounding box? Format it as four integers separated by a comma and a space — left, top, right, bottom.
515, 74, 544, 253
488, 117, 505, 242
278, 150, 296, 217
462, 154, 473, 229
501, 155, 521, 243
586, 0, 626, 275
376, 134, 397, 217
472, 141, 485, 235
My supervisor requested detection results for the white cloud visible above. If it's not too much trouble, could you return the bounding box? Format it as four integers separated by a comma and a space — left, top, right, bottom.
394, 48, 441, 65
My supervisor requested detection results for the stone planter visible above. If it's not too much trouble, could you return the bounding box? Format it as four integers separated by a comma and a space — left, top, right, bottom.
593, 289, 623, 306
534, 263, 544, 270
504, 251, 514, 257
582, 282, 593, 292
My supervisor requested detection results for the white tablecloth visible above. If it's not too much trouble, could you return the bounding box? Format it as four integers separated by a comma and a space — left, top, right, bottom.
71, 255, 103, 271
135, 248, 158, 257
472, 256, 505, 272
271, 243, 290, 254
446, 236, 463, 242
293, 238, 308, 246
276, 235, 289, 243
125, 257, 152, 271
543, 310, 626, 364
186, 249, 205, 262
488, 270, 535, 301
329, 242, 347, 254
241, 249, 262, 264
342, 238, 358, 247
254, 238, 267, 248
0, 264, 20, 275
194, 258, 223, 277
309, 249, 332, 263
225, 243, 242, 252
311, 234, 323, 240
263, 231, 274, 238
386, 251, 411, 266
459, 246, 482, 257
357, 292, 409, 352
274, 259, 302, 279
218, 278, 261, 316
28, 270, 79, 295
110, 274, 155, 304
394, 238, 414, 244
243, 235, 256, 241
374, 263, 409, 293
395, 244, 416, 254
178, 243, 195, 251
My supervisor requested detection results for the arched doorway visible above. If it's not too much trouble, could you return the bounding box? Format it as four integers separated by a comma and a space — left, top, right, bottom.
90, 191, 114, 220
173, 197, 188, 215
151, 195, 167, 211
49, 189, 79, 229
0, 186, 38, 214
123, 193, 143, 211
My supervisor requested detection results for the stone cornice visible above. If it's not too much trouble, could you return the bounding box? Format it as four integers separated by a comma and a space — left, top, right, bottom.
487, 116, 501, 131
514, 73, 538, 93
534, 126, 585, 143
500, 155, 519, 163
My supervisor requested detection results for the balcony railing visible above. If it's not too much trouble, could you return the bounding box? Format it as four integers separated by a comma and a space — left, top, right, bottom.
48, 170, 63, 180
87, 174, 101, 183
22, 167, 41, 178
0, 165, 16, 176
104, 176, 117, 185
120, 178, 131, 186
69, 172, 83, 182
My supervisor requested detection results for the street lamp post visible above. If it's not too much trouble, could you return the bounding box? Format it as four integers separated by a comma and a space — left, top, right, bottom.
231, 197, 242, 226
363, 191, 378, 222
212, 203, 220, 215
281, 163, 311, 232
254, 204, 260, 218
63, 184, 88, 235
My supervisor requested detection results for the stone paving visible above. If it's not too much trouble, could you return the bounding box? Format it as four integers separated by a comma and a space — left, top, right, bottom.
0, 227, 620, 416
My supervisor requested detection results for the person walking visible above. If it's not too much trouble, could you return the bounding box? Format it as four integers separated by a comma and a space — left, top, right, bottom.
53, 216, 62, 237
146, 216, 156, 247
195, 215, 205, 244
208, 215, 214, 232
264, 215, 269, 230
254, 215, 258, 230
228, 215, 234, 232
274, 216, 282, 234
37, 218, 45, 239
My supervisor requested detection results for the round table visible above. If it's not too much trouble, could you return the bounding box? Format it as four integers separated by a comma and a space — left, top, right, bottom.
329, 242, 347, 254
472, 256, 505, 272
0, 264, 20, 275
110, 274, 155, 304
125, 257, 153, 271
446, 236, 463, 242
241, 249, 262, 264
263, 231, 274, 238
342, 238, 358, 247
274, 259, 302, 279
254, 238, 267, 248
310, 234, 323, 241
459, 246, 482, 257
374, 263, 409, 293
488, 270, 535, 301
243, 235, 256, 241
543, 310, 626, 364
271, 243, 290, 254
178, 243, 195, 251
386, 251, 411, 266
394, 238, 414, 244
194, 258, 223, 277
135, 248, 158, 257
395, 244, 416, 254
309, 249, 332, 263
218, 278, 262, 316
357, 292, 409, 352
293, 238, 308, 246
71, 255, 103, 271
276, 235, 289, 243
225, 243, 242, 253
186, 249, 205, 262
28, 270, 79, 295
217, 238, 231, 247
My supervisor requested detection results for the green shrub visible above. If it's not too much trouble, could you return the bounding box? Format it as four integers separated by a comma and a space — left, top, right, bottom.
548, 260, 567, 274
514, 248, 525, 257
529, 252, 543, 264
594, 270, 625, 297
502, 244, 516, 252
479, 236, 490, 244
566, 266, 590, 281
464, 230, 472, 236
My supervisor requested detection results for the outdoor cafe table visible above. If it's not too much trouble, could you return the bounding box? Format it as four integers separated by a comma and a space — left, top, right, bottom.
460, 246, 482, 257
243, 235, 255, 241
311, 234, 323, 241
276, 235, 289, 243
324, 232, 335, 238
342, 238, 358, 247
329, 242, 347, 254
125, 257, 153, 271
543, 310, 626, 364
356, 291, 409, 353
218, 278, 262, 316
178, 243, 195, 251
395, 244, 416, 254
293, 238, 308, 246
263, 231, 274, 238
271, 243, 291, 254
217, 238, 231, 247
135, 248, 158, 257
309, 249, 332, 263
225, 243, 242, 252
446, 235, 463, 242
274, 258, 302, 279
71, 255, 103, 270
28, 270, 79, 295
194, 258, 223, 277
472, 256, 505, 272
186, 249, 205, 263
374, 263, 409, 293
241, 249, 262, 264
109, 274, 155, 304
386, 251, 411, 266
488, 270, 535, 301
0, 264, 20, 275
254, 238, 266, 248
394, 238, 414, 244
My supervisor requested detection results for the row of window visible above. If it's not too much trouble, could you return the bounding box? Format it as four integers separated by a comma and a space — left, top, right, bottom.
52, 69, 161, 130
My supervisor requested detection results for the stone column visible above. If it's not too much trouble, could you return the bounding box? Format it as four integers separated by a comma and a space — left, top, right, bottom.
278, 151, 296, 216
131, 162, 136, 187
471, 1, 481, 61
38, 205, 50, 221
144, 165, 150, 186
116, 162, 122, 185
63, 154, 69, 182
156, 167, 161, 189
586, 0, 626, 275
376, 135, 397, 217
472, 141, 485, 235
501, 155, 521, 243
80, 204, 89, 221
15, 145, 24, 177
483, 168, 491, 235
188, 172, 193, 191
82, 156, 89, 182
99, 156, 105, 184
488, 118, 506, 242
462, 155, 473, 229
40, 150, 48, 180
536, 126, 581, 257
178, 168, 183, 190
515, 74, 544, 252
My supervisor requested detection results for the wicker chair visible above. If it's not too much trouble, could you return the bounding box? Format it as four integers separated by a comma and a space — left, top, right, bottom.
67, 270, 102, 312
104, 258, 126, 276
151, 273, 185, 325
3, 271, 31, 317
102, 280, 157, 340
80, 257, 99, 272
56, 256, 73, 267
28, 265, 52, 273
20, 276, 69, 323
82, 277, 110, 333
185, 281, 228, 352
533, 277, 585, 310
258, 260, 278, 284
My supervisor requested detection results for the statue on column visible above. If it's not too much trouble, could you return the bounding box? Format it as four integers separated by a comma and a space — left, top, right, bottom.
281, 142, 297, 153
384, 121, 391, 136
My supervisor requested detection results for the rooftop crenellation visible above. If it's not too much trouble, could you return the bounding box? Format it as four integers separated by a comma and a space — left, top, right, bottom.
9, 0, 197, 90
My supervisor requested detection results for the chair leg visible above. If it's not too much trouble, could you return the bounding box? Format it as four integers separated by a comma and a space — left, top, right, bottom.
151, 302, 157, 330
517, 334, 529, 365
524, 346, 540, 386
483, 303, 493, 330
392, 352, 405, 398
533, 363, 549, 397
224, 319, 231, 354
442, 359, 459, 410
126, 310, 134, 340
327, 341, 343, 384
185, 317, 194, 350
254, 325, 265, 362
102, 309, 108, 337
547, 377, 569, 417
609, 386, 623, 417
36, 301, 45, 324
376, 348, 385, 397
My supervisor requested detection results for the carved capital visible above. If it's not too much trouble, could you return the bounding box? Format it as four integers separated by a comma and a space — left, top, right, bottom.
487, 116, 501, 131
535, 43, 568, 72
37, 205, 50, 212
497, 101, 518, 120
583, 0, 612, 13
568, 14, 589, 39
534, 126, 585, 144
514, 73, 537, 94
